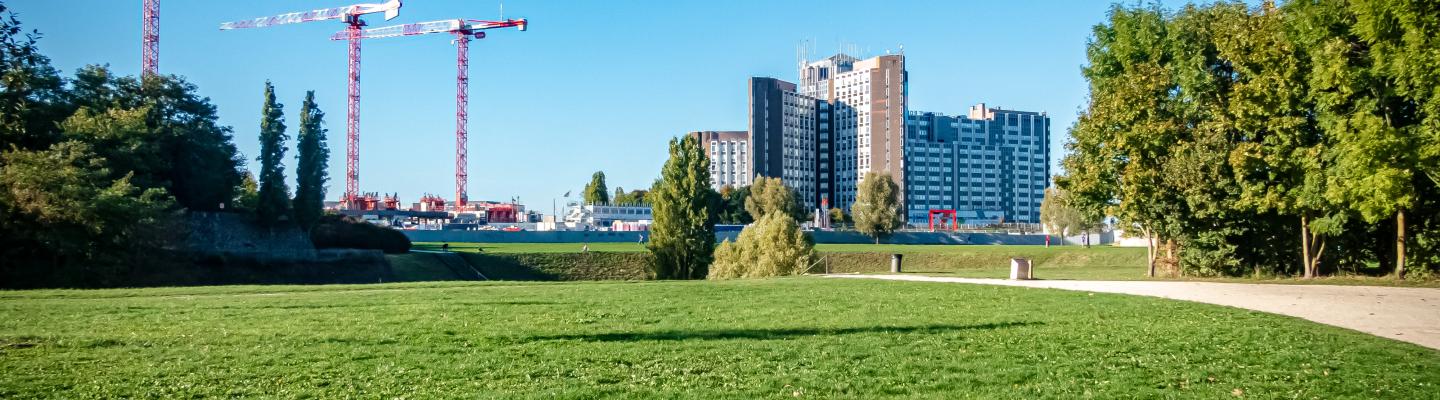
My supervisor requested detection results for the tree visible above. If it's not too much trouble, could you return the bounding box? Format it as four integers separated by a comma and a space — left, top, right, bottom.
1040, 186, 1102, 243
0, 141, 174, 284
613, 186, 626, 204
1289, 0, 1426, 279
255, 82, 289, 227
745, 176, 804, 222
646, 135, 717, 279
583, 171, 609, 205
0, 5, 67, 153
709, 212, 816, 279
615, 188, 649, 206
234, 171, 258, 212
852, 171, 903, 244
61, 66, 244, 212
717, 185, 752, 224
829, 207, 846, 226
292, 91, 327, 231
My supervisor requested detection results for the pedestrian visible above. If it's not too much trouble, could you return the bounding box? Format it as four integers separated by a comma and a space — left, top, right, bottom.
637, 234, 644, 244
582, 243, 589, 253
441, 243, 450, 252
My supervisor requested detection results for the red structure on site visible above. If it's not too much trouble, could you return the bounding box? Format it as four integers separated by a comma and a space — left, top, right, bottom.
417, 194, 447, 212
485, 204, 518, 223
928, 209, 959, 232
219, 0, 404, 207
332, 18, 527, 208
141, 0, 159, 76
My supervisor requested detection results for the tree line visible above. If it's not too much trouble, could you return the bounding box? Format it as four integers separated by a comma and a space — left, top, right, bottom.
1060, 0, 1439, 278
0, 7, 332, 284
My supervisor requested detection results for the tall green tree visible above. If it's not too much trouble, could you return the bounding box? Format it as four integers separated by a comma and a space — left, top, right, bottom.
1290, 0, 1425, 278
1343, 0, 1440, 278
646, 135, 717, 279
745, 176, 803, 221
255, 82, 289, 227
0, 4, 67, 152
583, 171, 609, 205
292, 91, 327, 231
1064, 3, 1186, 276
61, 66, 243, 211
852, 171, 903, 244
1220, 2, 1341, 278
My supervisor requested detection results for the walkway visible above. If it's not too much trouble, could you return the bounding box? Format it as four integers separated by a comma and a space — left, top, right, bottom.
826, 274, 1440, 350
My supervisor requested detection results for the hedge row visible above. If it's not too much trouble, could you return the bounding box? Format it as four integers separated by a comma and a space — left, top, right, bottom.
457, 252, 652, 281
436, 248, 1147, 282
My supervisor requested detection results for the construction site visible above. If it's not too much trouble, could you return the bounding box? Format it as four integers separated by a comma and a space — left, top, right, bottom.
144, 0, 534, 229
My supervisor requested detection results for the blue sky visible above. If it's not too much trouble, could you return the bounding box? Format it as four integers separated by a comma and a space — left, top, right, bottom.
11, 0, 1215, 211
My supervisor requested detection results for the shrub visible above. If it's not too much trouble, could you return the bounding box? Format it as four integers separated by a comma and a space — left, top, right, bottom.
709, 213, 816, 279
310, 214, 411, 254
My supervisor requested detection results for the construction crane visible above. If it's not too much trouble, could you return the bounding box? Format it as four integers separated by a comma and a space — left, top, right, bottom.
219, 0, 403, 207
332, 18, 527, 208
141, 0, 159, 76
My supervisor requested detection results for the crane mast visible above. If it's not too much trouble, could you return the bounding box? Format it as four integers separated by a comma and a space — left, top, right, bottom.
142, 0, 159, 76
335, 18, 527, 209
220, 0, 403, 208
455, 33, 469, 207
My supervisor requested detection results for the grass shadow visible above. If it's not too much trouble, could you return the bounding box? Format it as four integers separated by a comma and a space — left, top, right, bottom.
520, 321, 1039, 343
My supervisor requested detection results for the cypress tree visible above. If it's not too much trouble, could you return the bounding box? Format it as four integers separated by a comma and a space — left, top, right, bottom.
646, 135, 717, 279
255, 81, 290, 227
583, 171, 610, 205
292, 91, 327, 231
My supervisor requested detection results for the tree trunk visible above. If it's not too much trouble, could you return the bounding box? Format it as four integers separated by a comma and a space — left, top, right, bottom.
1396, 208, 1406, 280
1301, 215, 1313, 279
1165, 239, 1177, 277
1144, 227, 1156, 278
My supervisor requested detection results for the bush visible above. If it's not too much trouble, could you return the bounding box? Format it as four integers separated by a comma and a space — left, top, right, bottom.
310, 214, 411, 254
709, 213, 816, 279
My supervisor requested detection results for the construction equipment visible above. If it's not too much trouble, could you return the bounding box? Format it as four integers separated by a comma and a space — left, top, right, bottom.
331, 18, 527, 209
220, 0, 404, 207
141, 0, 159, 76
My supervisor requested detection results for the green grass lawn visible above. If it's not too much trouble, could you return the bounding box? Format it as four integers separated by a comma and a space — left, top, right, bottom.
2, 278, 1436, 398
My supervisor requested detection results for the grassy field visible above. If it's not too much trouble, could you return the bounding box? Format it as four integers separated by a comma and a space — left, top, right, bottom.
1, 278, 1436, 398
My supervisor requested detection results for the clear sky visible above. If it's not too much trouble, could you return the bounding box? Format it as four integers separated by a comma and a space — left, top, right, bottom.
10, 0, 1214, 211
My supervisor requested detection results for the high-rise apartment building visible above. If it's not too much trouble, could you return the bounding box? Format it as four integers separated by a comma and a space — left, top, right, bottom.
690, 52, 1048, 225
904, 104, 1050, 223
691, 130, 752, 188
749, 78, 820, 210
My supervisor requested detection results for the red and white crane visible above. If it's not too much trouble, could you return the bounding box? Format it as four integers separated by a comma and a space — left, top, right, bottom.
219, 0, 403, 207
141, 0, 159, 76
332, 18, 527, 208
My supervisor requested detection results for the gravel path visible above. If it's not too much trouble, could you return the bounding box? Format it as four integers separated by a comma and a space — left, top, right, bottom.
826, 274, 1440, 350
